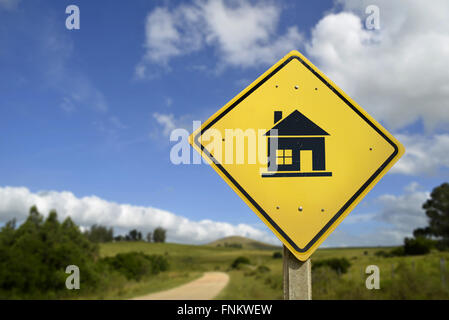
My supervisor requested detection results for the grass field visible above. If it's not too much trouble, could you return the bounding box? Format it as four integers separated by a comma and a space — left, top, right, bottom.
207, 236, 281, 250
98, 240, 449, 300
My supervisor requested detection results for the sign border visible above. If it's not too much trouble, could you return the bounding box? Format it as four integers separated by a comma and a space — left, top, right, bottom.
192, 51, 404, 257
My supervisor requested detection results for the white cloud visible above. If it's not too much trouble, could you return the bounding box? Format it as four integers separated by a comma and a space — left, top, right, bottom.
153, 113, 177, 137
165, 97, 173, 107
376, 184, 429, 233
93, 116, 127, 140
39, 34, 108, 114
306, 0, 449, 131
141, 0, 449, 133
391, 134, 449, 175
342, 212, 377, 225
0, 5, 108, 114
134, 64, 147, 79
404, 181, 420, 193
0, 0, 20, 10
108, 116, 127, 130
324, 228, 406, 248
325, 183, 430, 247
137, 0, 303, 77
200, 0, 302, 68
152, 112, 198, 138
142, 6, 204, 65
0, 184, 431, 248
0, 186, 277, 245
57, 76, 108, 113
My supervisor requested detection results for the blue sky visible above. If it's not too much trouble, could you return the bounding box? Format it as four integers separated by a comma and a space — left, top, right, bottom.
1, 0, 448, 246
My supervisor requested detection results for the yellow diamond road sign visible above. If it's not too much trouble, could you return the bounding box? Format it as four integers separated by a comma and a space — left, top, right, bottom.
189, 50, 405, 261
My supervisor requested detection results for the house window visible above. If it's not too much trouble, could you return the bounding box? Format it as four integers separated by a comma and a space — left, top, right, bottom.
276, 149, 292, 165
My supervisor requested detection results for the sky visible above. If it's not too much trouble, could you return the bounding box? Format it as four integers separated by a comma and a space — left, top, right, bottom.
1, 0, 448, 247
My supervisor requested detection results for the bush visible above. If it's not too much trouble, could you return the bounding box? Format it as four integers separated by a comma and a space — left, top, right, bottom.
435, 240, 449, 251
231, 256, 251, 269
264, 274, 282, 290
376, 248, 409, 258
224, 243, 242, 249
390, 246, 405, 257
403, 237, 434, 255
150, 254, 170, 273
375, 250, 390, 258
256, 265, 271, 273
312, 258, 351, 274
0, 206, 100, 298
272, 251, 282, 259
101, 252, 169, 280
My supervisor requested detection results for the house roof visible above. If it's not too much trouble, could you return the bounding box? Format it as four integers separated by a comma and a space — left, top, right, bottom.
265, 110, 329, 136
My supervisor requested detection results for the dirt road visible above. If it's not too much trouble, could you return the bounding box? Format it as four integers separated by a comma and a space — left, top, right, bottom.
132, 272, 229, 300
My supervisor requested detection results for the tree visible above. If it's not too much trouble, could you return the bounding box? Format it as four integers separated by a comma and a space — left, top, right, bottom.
403, 237, 434, 255
129, 229, 137, 241
146, 232, 152, 243
413, 227, 432, 238
422, 182, 449, 247
127, 229, 142, 241
85, 224, 113, 243
0, 206, 100, 298
153, 227, 166, 243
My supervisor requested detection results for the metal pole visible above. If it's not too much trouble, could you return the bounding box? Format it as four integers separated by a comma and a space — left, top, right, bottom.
441, 258, 446, 289
283, 245, 312, 300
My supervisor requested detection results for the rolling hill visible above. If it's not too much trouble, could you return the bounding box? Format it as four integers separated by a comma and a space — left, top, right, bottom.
206, 236, 281, 250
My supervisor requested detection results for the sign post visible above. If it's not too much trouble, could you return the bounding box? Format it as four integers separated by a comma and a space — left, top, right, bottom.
190, 50, 405, 299
283, 246, 311, 300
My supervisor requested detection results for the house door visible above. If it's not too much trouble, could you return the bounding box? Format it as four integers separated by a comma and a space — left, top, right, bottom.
299, 150, 313, 172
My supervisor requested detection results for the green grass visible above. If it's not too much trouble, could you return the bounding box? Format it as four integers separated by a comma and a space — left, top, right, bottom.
100, 241, 276, 272
79, 271, 202, 300
216, 269, 283, 300
96, 241, 449, 300
217, 246, 449, 300
311, 249, 449, 299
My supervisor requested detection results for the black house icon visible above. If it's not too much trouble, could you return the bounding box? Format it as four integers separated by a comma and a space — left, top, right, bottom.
262, 110, 332, 177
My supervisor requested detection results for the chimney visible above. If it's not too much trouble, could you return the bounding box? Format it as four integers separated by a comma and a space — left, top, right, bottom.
274, 111, 282, 124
